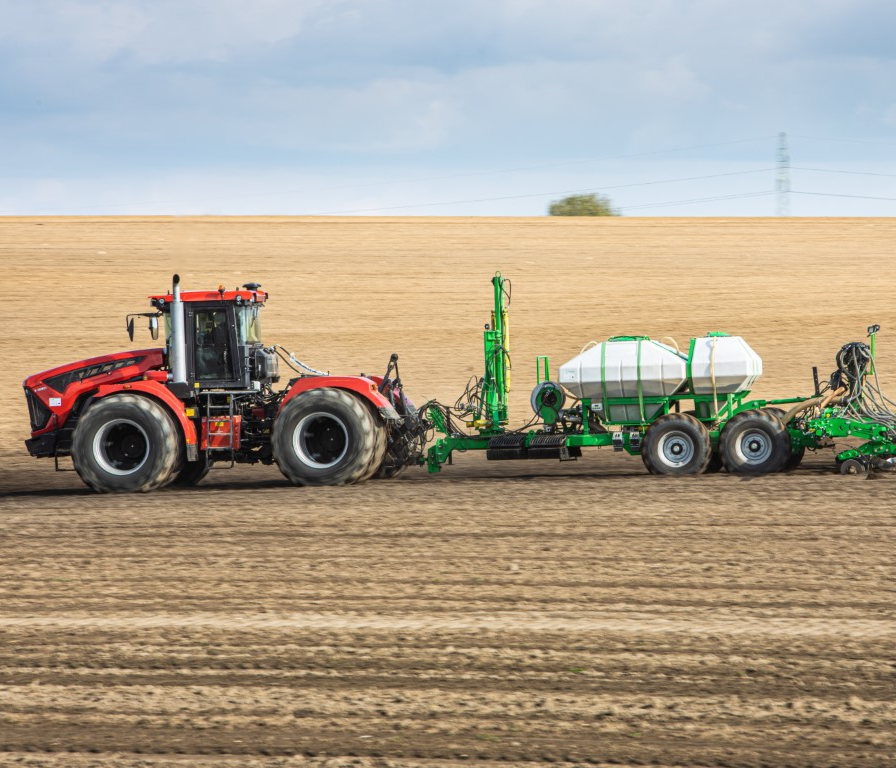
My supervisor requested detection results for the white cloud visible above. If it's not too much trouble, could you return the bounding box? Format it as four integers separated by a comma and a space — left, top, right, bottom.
0, 0, 895, 214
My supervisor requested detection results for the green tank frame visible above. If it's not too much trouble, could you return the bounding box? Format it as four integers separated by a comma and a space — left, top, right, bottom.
424, 273, 896, 474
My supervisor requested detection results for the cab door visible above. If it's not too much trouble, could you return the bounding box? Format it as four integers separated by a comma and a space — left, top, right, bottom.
186, 304, 241, 387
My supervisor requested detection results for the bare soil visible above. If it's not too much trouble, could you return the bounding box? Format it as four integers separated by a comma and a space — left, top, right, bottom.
1, 217, 895, 767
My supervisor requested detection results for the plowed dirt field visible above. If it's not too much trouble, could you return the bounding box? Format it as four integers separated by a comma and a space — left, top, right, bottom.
1, 217, 895, 767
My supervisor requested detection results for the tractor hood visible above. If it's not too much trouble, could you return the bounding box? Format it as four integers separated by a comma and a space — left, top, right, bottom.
24, 348, 165, 395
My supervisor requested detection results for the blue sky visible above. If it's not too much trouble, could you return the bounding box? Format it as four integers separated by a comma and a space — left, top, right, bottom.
1, 0, 895, 216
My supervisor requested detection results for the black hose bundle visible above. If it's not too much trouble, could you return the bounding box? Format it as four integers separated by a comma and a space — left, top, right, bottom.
826, 341, 896, 429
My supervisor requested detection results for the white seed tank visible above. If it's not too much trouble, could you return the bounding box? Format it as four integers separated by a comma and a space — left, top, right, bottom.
688, 334, 762, 395
558, 337, 688, 423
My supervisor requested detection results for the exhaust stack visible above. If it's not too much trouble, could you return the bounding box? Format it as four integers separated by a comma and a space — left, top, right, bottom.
168, 274, 188, 386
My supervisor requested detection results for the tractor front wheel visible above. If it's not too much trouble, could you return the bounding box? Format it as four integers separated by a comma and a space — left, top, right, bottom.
171, 458, 211, 487
273, 389, 383, 486
72, 394, 183, 493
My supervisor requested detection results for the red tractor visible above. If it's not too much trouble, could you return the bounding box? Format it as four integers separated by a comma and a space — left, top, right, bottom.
23, 275, 425, 492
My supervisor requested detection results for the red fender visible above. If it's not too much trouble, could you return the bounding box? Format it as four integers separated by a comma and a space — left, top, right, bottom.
93, 380, 198, 446
280, 376, 399, 419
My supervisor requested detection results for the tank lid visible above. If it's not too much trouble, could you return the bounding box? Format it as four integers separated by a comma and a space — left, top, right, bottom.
607, 335, 650, 342
705, 331, 730, 337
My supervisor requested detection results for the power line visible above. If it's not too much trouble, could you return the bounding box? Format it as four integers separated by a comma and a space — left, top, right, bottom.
308, 168, 776, 215
792, 166, 896, 179
620, 190, 775, 212
791, 190, 896, 203
791, 135, 896, 149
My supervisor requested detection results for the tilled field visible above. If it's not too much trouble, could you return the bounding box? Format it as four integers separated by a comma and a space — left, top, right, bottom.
1, 217, 896, 766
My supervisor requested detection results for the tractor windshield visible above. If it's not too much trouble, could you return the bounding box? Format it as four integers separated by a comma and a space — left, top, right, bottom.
236, 305, 262, 345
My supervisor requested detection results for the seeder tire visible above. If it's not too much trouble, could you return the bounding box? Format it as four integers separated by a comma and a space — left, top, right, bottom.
72, 394, 182, 493
705, 451, 724, 473
720, 409, 790, 475
641, 413, 712, 475
273, 388, 381, 486
763, 407, 804, 472
840, 458, 868, 476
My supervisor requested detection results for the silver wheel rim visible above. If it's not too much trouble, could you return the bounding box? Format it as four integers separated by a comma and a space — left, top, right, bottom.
293, 412, 349, 469
736, 429, 773, 464
657, 430, 695, 468
93, 418, 150, 476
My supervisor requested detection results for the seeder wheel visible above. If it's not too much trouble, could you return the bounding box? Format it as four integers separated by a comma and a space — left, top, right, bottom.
839, 458, 868, 476
641, 413, 712, 475
720, 409, 790, 475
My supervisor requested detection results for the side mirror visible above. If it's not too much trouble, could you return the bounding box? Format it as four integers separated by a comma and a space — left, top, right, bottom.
127, 317, 135, 342
149, 315, 159, 340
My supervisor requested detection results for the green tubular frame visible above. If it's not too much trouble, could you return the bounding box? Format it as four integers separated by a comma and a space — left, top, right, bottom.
425, 273, 510, 471
480, 272, 509, 430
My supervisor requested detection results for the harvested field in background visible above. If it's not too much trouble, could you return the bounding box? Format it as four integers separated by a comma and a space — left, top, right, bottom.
1, 217, 895, 767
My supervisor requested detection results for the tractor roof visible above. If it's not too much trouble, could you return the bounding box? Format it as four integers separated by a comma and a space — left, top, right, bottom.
149, 284, 268, 308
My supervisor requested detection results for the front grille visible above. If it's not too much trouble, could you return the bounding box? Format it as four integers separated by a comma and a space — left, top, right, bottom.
25, 389, 51, 432
44, 356, 144, 394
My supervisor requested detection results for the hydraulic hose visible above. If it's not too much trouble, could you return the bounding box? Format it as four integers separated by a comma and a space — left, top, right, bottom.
779, 391, 845, 425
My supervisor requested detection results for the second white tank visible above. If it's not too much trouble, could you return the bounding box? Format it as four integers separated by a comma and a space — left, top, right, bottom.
688, 334, 762, 395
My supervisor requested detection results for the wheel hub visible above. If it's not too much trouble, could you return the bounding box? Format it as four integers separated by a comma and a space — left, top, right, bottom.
658, 430, 695, 467
294, 412, 349, 469
93, 419, 150, 475
737, 429, 772, 464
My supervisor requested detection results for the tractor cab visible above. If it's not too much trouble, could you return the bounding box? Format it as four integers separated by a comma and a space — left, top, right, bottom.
149, 278, 279, 395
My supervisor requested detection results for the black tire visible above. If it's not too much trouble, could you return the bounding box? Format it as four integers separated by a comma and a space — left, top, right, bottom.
171, 458, 210, 487
273, 388, 381, 486
705, 450, 724, 473
681, 411, 723, 473
840, 458, 868, 476
719, 409, 790, 475
374, 459, 407, 480
373, 391, 419, 480
72, 394, 182, 493
359, 407, 388, 482
763, 407, 804, 472
781, 445, 805, 472
641, 413, 712, 475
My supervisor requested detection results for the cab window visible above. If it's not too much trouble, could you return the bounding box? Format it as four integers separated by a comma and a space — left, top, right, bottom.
194, 308, 231, 381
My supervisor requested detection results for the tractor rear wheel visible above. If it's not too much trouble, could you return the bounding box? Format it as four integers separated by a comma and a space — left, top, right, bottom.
375, 461, 407, 480
273, 388, 381, 486
72, 394, 182, 493
359, 406, 388, 482
720, 409, 790, 475
641, 413, 712, 475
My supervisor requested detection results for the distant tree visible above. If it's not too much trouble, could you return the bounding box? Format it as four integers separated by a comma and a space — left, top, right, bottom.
548, 193, 620, 216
